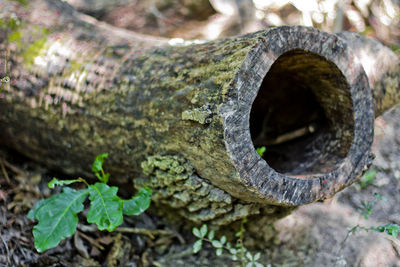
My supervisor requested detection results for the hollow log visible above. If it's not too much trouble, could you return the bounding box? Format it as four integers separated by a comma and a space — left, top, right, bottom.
0, 0, 399, 225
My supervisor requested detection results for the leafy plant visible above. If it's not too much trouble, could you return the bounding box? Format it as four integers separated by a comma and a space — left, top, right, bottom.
256, 146, 266, 157
192, 218, 264, 267
357, 192, 385, 219
338, 192, 400, 261
27, 153, 152, 252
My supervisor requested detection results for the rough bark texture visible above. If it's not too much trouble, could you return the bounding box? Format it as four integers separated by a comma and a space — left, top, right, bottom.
0, 0, 399, 225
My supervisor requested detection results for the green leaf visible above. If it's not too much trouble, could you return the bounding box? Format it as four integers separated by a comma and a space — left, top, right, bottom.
216, 248, 223, 256
192, 227, 202, 238
48, 177, 81, 189
27, 199, 46, 220
87, 183, 123, 232
123, 187, 152, 216
254, 252, 261, 261
256, 146, 266, 157
29, 187, 89, 252
360, 170, 377, 188
220, 235, 226, 245
372, 224, 400, 238
200, 224, 207, 238
246, 251, 253, 261
212, 240, 222, 248
208, 230, 215, 240
193, 240, 202, 253
229, 248, 238, 255
91, 153, 109, 183
92, 153, 108, 173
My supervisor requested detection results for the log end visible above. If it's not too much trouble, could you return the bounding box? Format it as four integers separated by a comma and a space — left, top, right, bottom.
223, 26, 375, 206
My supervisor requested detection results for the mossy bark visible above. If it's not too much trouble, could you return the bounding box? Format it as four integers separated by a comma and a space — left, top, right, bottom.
0, 0, 399, 225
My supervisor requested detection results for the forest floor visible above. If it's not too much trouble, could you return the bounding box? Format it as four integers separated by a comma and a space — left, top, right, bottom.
1, 1, 400, 266
0, 106, 400, 267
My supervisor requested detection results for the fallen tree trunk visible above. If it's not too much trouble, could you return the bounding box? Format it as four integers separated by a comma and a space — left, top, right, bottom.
1, 0, 399, 225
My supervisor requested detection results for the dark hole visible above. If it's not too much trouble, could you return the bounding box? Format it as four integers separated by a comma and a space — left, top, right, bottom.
250, 50, 354, 176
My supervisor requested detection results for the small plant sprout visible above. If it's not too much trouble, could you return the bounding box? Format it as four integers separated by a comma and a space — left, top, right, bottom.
91, 153, 110, 183
359, 170, 377, 188
27, 153, 152, 252
192, 218, 264, 267
357, 192, 385, 219
256, 146, 266, 157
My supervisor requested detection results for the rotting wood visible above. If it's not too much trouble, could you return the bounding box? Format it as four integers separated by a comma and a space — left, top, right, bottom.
0, 0, 399, 225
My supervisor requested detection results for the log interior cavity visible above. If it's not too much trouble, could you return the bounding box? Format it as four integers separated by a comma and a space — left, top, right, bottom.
250, 49, 354, 176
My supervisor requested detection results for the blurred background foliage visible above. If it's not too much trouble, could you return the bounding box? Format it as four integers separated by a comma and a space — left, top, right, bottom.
64, 0, 400, 49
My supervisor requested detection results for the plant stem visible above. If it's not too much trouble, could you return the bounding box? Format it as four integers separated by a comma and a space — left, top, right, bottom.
78, 177, 89, 187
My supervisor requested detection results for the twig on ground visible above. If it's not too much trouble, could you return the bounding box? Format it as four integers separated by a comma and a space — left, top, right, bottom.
1, 160, 26, 177
77, 231, 105, 251
115, 227, 174, 239
0, 159, 11, 185
0, 234, 11, 266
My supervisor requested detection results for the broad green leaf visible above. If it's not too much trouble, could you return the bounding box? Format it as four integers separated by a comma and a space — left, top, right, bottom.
87, 183, 123, 232
193, 240, 202, 253
29, 187, 89, 252
254, 252, 261, 261
27, 199, 46, 220
200, 224, 207, 238
193, 227, 201, 238
216, 248, 223, 256
48, 177, 81, 189
123, 187, 152, 216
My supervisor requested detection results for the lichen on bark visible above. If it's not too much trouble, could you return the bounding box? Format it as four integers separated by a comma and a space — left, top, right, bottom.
137, 155, 271, 225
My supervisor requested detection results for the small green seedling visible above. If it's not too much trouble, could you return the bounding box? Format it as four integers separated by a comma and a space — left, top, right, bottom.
357, 192, 385, 219
193, 219, 264, 267
28, 153, 152, 252
359, 170, 377, 188
256, 146, 266, 157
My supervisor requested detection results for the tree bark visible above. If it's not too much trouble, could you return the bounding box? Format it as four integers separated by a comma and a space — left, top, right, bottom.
0, 0, 399, 225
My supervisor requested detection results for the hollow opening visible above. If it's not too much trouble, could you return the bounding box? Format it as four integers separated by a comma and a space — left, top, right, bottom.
250, 50, 354, 176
